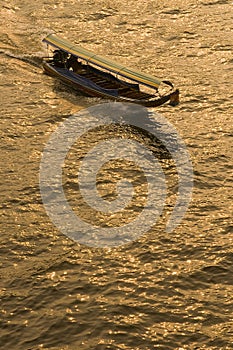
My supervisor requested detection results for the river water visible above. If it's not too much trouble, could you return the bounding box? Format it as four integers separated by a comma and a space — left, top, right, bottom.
1, 0, 233, 349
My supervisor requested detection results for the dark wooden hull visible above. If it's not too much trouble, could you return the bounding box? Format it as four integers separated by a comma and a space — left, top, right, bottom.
43, 61, 179, 107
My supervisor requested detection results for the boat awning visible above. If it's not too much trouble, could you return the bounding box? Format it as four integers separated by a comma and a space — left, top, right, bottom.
43, 34, 161, 89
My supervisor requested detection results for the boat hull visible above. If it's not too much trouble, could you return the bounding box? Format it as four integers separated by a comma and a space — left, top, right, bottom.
43, 61, 179, 107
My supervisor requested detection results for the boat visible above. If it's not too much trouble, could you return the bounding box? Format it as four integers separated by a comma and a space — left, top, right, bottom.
42, 34, 179, 107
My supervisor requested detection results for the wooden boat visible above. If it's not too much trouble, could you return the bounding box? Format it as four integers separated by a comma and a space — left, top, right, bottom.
42, 34, 179, 107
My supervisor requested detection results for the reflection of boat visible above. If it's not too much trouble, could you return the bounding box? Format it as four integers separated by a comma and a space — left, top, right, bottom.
42, 34, 179, 107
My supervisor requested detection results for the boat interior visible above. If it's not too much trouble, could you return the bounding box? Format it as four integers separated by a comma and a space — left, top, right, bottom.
49, 54, 156, 101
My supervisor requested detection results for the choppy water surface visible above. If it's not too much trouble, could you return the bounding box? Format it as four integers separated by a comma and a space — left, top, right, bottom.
0, 0, 233, 349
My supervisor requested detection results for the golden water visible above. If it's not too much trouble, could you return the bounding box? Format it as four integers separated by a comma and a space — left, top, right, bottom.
0, 0, 233, 349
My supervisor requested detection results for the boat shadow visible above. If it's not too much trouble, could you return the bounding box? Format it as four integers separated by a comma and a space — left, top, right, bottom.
52, 80, 175, 161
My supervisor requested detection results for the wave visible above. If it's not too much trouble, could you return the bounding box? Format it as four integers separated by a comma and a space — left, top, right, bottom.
0, 50, 45, 68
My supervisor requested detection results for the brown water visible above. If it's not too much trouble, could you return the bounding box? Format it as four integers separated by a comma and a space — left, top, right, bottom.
1, 0, 233, 349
